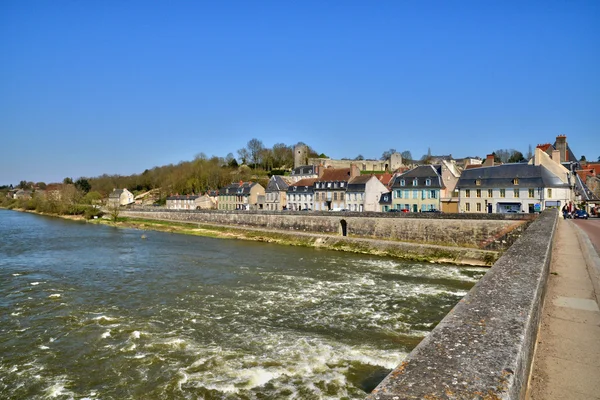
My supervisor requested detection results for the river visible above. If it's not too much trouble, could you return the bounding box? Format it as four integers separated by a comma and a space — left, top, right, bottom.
0, 209, 486, 399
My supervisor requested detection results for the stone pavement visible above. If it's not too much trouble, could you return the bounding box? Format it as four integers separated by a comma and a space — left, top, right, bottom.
527, 218, 600, 400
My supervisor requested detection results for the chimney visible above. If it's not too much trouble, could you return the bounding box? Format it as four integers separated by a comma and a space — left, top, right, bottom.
552, 149, 561, 164
556, 135, 567, 163
484, 154, 495, 167
350, 163, 361, 178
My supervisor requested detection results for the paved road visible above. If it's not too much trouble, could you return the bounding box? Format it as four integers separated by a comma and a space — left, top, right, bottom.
573, 217, 600, 254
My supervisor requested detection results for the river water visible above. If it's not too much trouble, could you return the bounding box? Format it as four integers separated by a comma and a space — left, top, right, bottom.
0, 209, 486, 399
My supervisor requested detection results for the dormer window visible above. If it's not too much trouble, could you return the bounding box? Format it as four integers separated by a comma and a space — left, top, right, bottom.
293, 187, 297, 191
341, 182, 345, 187
512, 178, 519, 185
475, 179, 481, 186
425, 179, 431, 186
400, 179, 405, 186
413, 179, 418, 186
327, 182, 332, 188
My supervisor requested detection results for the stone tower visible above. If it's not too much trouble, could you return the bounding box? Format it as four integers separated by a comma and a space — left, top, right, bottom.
294, 144, 308, 169
389, 152, 403, 171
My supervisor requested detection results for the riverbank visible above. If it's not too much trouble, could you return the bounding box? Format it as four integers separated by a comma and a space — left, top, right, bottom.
4, 207, 498, 266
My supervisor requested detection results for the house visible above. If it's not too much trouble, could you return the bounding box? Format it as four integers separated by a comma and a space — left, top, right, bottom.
290, 165, 320, 182
286, 178, 317, 211
265, 175, 294, 211
313, 165, 361, 211
346, 175, 389, 212
379, 191, 393, 212
108, 188, 135, 207
458, 151, 573, 214
438, 160, 462, 213
13, 189, 32, 200
195, 192, 218, 210
218, 182, 265, 211
390, 165, 444, 212
166, 194, 199, 210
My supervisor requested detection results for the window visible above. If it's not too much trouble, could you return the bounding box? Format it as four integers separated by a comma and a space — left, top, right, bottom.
500, 189, 505, 198
528, 189, 534, 198
465, 189, 470, 198
413, 190, 418, 199
466, 203, 471, 212
488, 189, 493, 197
327, 182, 332, 188
400, 179, 405, 186
514, 189, 519, 198
476, 189, 481, 198
513, 178, 519, 185
426, 179, 431, 186
403, 190, 409, 198
340, 192, 344, 200
477, 203, 482, 212
396, 190, 402, 199
547, 188, 552, 198
413, 179, 418, 186
430, 190, 437, 199
334, 192, 338, 201
476, 179, 481, 186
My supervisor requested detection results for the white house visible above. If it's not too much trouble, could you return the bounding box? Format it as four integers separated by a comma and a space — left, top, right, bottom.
457, 152, 573, 214
108, 188, 135, 207
346, 175, 389, 212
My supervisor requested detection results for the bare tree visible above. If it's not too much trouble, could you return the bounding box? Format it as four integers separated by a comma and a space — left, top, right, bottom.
246, 138, 264, 168
381, 148, 397, 160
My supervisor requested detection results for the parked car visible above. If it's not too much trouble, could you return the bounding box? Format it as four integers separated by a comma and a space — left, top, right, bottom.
574, 209, 589, 219
387, 209, 401, 212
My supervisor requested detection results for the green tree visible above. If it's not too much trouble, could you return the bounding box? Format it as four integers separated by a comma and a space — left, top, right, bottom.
507, 151, 525, 163
580, 155, 586, 162
381, 148, 397, 160
63, 177, 74, 185
75, 178, 91, 194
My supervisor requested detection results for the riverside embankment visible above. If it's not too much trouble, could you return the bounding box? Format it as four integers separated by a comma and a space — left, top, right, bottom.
118, 209, 534, 266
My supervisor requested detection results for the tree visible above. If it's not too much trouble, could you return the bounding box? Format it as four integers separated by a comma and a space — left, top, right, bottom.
63, 177, 73, 185
246, 138, 264, 169
381, 148, 397, 160
507, 151, 525, 163
75, 178, 91, 194
108, 205, 120, 223
580, 155, 587, 162
318, 153, 328, 158
401, 151, 413, 164
355, 154, 365, 160
237, 148, 250, 165
526, 144, 533, 160
18, 180, 29, 189
36, 182, 47, 190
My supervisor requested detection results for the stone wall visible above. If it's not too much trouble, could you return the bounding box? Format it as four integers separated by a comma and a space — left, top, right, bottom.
121, 209, 532, 250
367, 208, 559, 399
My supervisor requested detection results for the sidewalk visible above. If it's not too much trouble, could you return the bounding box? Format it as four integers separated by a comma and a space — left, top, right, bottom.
527, 218, 600, 400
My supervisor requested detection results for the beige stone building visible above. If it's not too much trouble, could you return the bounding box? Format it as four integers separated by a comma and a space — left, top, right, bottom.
218, 182, 265, 211
108, 188, 134, 207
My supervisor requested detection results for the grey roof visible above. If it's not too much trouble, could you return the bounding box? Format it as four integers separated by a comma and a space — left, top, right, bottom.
457, 164, 569, 189
219, 182, 259, 196
167, 194, 199, 200
574, 174, 600, 201
379, 191, 392, 205
287, 178, 316, 194
347, 175, 373, 191
552, 140, 578, 165
109, 189, 125, 198
391, 165, 443, 189
266, 175, 291, 193
291, 165, 318, 176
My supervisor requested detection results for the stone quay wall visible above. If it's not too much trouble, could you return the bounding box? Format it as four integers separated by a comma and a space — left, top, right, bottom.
368, 208, 559, 399
120, 208, 532, 250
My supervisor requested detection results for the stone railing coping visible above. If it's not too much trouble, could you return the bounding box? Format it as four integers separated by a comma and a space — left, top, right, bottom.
367, 208, 558, 399
125, 206, 534, 221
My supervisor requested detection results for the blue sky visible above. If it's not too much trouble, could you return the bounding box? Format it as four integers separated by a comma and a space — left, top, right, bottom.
1, 0, 598, 185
